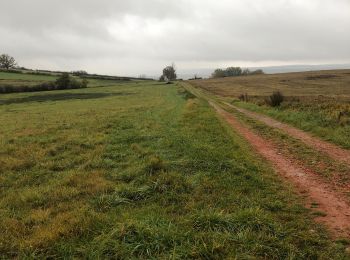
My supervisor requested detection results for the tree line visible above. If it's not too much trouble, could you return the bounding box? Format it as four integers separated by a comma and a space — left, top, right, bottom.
212, 67, 264, 78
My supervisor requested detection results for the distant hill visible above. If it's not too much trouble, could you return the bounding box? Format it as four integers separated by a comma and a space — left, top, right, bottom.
250, 64, 350, 74
178, 64, 350, 79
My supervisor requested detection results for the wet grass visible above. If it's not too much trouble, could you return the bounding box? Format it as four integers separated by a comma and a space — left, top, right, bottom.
0, 81, 348, 258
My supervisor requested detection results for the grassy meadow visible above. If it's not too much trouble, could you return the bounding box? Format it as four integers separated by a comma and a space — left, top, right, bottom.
0, 80, 348, 258
0, 71, 57, 87
190, 70, 350, 149
0, 71, 140, 92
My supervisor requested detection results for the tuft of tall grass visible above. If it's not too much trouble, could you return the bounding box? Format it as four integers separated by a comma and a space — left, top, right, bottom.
266, 91, 284, 107
192, 208, 277, 234
146, 155, 166, 174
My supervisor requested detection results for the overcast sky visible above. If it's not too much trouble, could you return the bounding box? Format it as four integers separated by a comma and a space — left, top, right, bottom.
1, 0, 349, 77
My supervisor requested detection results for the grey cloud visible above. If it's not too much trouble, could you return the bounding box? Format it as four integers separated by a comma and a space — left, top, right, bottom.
0, 0, 349, 76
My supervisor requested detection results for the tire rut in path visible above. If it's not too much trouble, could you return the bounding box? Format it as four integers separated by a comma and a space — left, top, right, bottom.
210, 101, 350, 238
223, 102, 350, 167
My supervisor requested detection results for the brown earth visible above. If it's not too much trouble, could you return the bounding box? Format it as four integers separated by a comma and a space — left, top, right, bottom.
210, 101, 350, 238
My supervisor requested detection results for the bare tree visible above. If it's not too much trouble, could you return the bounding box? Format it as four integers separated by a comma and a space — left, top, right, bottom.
0, 54, 17, 69
162, 63, 177, 81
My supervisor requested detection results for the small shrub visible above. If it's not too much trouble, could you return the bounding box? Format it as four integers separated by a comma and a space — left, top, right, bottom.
238, 93, 249, 102
267, 91, 284, 107
81, 79, 88, 88
338, 111, 350, 126
55, 73, 71, 89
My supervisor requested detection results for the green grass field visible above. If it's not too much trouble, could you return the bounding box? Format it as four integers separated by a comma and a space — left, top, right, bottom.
0, 81, 348, 258
0, 71, 135, 90
0, 71, 57, 87
190, 70, 350, 149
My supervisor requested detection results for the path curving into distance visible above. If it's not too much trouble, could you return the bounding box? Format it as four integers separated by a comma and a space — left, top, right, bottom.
223, 102, 350, 167
209, 101, 350, 238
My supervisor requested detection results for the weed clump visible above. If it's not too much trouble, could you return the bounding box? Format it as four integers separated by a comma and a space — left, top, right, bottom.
146, 156, 166, 174
238, 93, 249, 102
152, 172, 192, 194
338, 111, 350, 126
192, 208, 277, 234
95, 185, 153, 211
94, 194, 131, 211
192, 211, 234, 232
267, 91, 284, 107
117, 185, 152, 202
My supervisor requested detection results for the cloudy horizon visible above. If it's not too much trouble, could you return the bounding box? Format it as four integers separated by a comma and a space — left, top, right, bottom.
1, 0, 350, 77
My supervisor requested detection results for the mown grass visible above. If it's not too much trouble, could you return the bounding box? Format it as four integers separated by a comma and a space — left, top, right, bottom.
0, 82, 348, 258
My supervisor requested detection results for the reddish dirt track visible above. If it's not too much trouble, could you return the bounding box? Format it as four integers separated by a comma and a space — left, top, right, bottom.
210, 101, 350, 238
224, 102, 350, 167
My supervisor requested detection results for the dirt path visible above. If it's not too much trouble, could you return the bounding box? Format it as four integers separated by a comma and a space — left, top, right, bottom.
210, 101, 350, 238
223, 102, 350, 166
